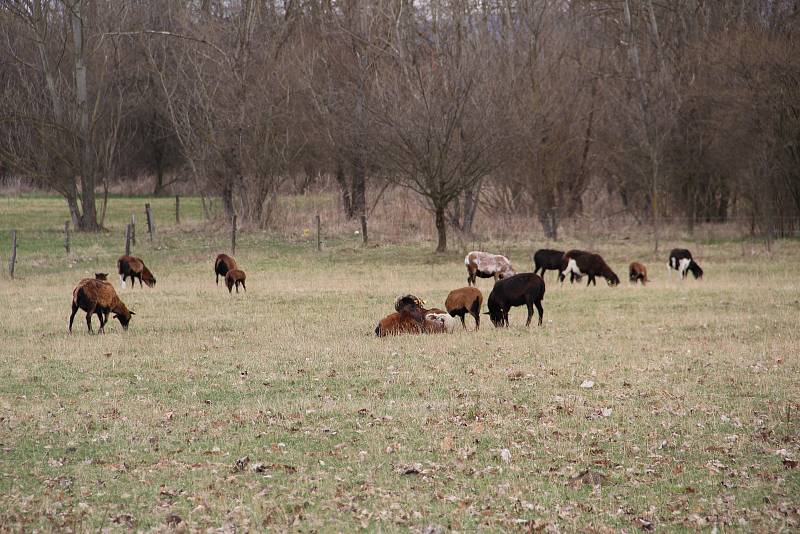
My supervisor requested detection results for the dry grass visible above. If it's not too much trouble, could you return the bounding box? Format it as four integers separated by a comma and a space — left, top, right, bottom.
0, 196, 798, 532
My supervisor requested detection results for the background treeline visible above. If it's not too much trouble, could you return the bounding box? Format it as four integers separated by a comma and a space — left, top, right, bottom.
1, 0, 798, 251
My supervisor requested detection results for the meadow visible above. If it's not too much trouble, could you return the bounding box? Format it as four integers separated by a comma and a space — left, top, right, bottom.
0, 195, 798, 532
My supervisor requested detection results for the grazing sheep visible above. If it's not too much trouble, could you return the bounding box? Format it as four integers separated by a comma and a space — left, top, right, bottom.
486, 273, 545, 327
532, 249, 565, 281
215, 254, 237, 285
562, 252, 620, 286
225, 269, 247, 293
375, 294, 446, 336
118, 255, 156, 288
559, 249, 590, 283
444, 287, 483, 330
94, 273, 108, 280
464, 251, 516, 286
668, 249, 703, 279
69, 278, 134, 333
629, 262, 648, 284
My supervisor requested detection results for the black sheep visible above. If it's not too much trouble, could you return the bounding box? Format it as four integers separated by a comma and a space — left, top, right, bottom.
562, 252, 620, 286
532, 249, 565, 281
486, 273, 545, 327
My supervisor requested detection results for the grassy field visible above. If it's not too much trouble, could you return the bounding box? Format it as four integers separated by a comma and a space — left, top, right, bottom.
0, 196, 798, 532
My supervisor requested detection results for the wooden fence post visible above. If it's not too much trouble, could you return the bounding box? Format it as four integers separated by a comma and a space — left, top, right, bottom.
316, 214, 321, 251
231, 214, 237, 256
131, 214, 136, 246
145, 203, 155, 241
125, 224, 132, 256
360, 215, 368, 246
64, 221, 70, 254
175, 195, 180, 225
8, 230, 17, 279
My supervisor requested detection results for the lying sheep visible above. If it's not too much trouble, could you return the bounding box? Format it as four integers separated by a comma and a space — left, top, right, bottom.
118, 255, 156, 288
225, 269, 247, 294
425, 311, 457, 333
375, 294, 446, 336
445, 287, 483, 330
69, 278, 134, 333
95, 273, 108, 280
215, 254, 237, 285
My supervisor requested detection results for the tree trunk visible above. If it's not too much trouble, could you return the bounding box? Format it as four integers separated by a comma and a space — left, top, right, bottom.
335, 162, 354, 218
435, 203, 447, 253
461, 182, 480, 234
351, 154, 366, 217
222, 181, 235, 221
71, 1, 99, 231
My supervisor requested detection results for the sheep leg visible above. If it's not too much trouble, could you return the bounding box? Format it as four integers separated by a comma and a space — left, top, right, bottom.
459, 314, 467, 330
235, 281, 239, 294
69, 303, 79, 333
85, 304, 96, 333
97, 309, 106, 333
525, 302, 534, 327
503, 308, 509, 327
216, 272, 219, 285
535, 300, 544, 326
138, 275, 143, 288
241, 280, 246, 292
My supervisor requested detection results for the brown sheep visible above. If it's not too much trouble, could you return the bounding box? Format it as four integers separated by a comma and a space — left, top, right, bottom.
215, 254, 237, 285
629, 262, 648, 284
225, 269, 247, 293
118, 255, 156, 288
69, 278, 134, 333
375, 294, 446, 336
445, 287, 483, 330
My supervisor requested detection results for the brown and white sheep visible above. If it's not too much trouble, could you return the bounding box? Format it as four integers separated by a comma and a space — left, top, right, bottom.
215, 254, 237, 285
629, 262, 648, 284
69, 278, 134, 333
118, 255, 156, 288
445, 287, 483, 330
225, 269, 247, 293
561, 252, 620, 286
464, 251, 516, 286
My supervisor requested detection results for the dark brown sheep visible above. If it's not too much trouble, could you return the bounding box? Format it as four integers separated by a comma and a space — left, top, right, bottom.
94, 273, 108, 280
629, 262, 648, 284
118, 255, 156, 288
445, 287, 483, 330
215, 254, 237, 285
486, 273, 545, 327
559, 249, 590, 283
532, 249, 565, 281
225, 269, 247, 293
562, 252, 620, 286
69, 278, 134, 333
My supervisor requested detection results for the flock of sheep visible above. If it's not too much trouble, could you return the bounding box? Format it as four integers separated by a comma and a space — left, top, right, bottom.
66, 247, 703, 335
374, 247, 704, 337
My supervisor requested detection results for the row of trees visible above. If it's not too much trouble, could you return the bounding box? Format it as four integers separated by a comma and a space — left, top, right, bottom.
1, 1, 798, 251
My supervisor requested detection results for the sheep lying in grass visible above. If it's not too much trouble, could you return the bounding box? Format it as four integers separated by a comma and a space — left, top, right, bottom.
118, 255, 156, 288
69, 278, 134, 333
375, 294, 447, 336
225, 269, 247, 293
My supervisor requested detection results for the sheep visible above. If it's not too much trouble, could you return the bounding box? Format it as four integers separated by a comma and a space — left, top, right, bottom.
629, 262, 648, 284
225, 269, 247, 293
486, 273, 545, 327
444, 287, 483, 330
375, 294, 446, 336
558, 249, 590, 283
668, 248, 703, 279
464, 251, 516, 286
94, 273, 108, 280
118, 255, 156, 288
215, 254, 237, 285
425, 311, 457, 333
69, 278, 134, 333
532, 249, 565, 281
562, 252, 620, 286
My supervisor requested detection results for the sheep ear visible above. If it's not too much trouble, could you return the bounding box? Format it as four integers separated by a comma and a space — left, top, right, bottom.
129, 311, 136, 315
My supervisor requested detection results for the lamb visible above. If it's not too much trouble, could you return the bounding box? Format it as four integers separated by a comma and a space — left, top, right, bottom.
444, 287, 483, 330
532, 249, 565, 281
629, 262, 648, 284
215, 254, 237, 285
668, 249, 703, 279
561, 252, 620, 286
117, 255, 156, 288
225, 269, 247, 293
69, 278, 134, 333
375, 294, 446, 336
425, 311, 457, 333
464, 251, 516, 286
486, 273, 545, 327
